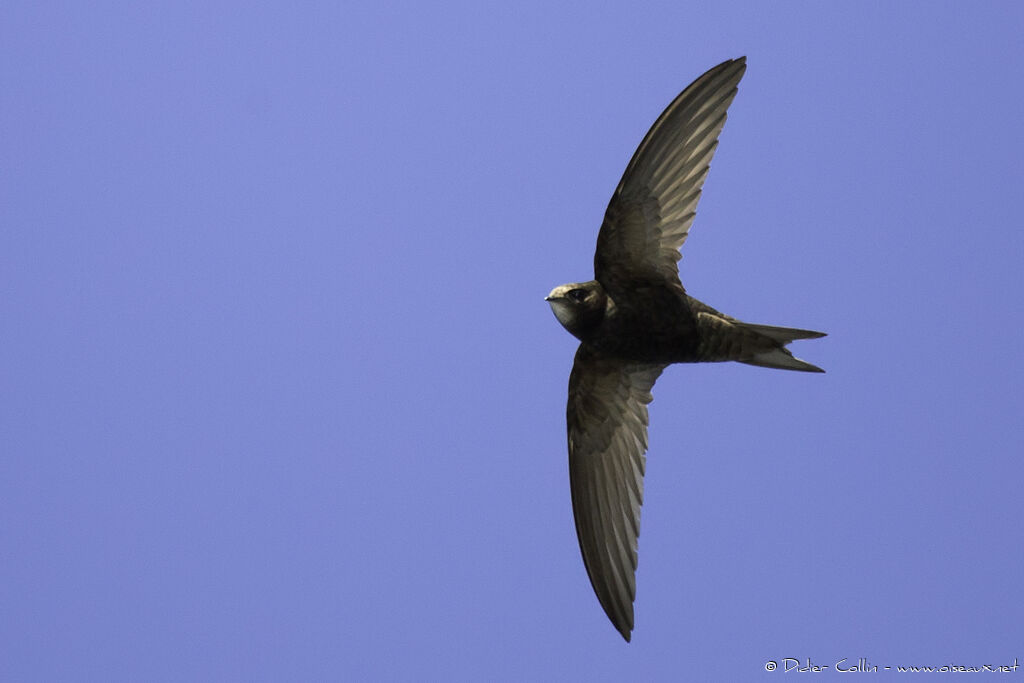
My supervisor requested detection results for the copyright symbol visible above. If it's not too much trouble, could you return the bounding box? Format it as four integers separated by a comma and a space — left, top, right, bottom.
765, 661, 777, 671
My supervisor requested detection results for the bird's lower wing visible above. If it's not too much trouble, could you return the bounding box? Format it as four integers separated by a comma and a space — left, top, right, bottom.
567, 344, 665, 641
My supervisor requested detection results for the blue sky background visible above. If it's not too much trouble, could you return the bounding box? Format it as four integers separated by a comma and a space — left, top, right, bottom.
3, 2, 1023, 680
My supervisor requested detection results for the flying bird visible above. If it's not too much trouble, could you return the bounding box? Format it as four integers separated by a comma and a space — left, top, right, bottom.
546, 57, 825, 642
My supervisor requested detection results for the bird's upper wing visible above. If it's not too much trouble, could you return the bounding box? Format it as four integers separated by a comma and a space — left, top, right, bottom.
594, 57, 746, 298
567, 344, 666, 641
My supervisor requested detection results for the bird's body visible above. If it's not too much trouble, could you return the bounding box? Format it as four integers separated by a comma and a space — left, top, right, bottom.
548, 280, 823, 369
546, 57, 825, 642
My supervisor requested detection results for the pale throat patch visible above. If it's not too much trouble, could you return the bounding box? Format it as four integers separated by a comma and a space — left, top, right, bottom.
548, 299, 577, 329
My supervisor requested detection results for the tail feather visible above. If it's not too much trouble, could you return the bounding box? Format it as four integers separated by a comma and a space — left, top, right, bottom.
737, 323, 827, 343
738, 347, 825, 373
734, 322, 826, 373
692, 306, 826, 372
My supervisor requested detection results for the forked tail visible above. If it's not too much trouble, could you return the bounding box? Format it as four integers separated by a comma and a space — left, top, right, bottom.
735, 322, 826, 373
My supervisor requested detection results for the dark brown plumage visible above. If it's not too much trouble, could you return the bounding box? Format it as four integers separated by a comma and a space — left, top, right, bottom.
546, 57, 825, 642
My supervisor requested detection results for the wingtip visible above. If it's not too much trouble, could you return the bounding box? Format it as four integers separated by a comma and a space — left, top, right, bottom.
717, 56, 747, 72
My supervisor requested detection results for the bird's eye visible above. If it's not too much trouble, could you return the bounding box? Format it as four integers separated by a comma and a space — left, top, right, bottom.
568, 289, 587, 302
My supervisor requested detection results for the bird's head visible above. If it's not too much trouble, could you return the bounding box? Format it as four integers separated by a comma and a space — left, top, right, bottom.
545, 280, 607, 341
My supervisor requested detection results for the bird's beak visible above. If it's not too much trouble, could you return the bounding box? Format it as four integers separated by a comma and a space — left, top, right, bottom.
544, 295, 552, 301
